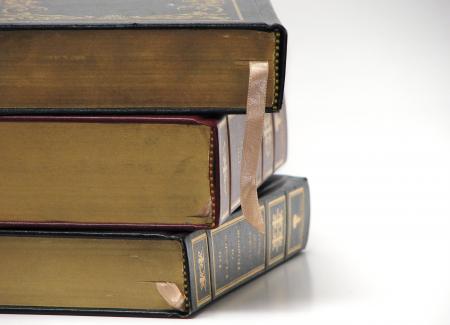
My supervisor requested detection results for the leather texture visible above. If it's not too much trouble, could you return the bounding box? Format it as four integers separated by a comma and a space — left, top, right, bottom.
0, 175, 310, 318
0, 115, 221, 231
185, 175, 310, 314
0, 0, 286, 114
0, 111, 286, 230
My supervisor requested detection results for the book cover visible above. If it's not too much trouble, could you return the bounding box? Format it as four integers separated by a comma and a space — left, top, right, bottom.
0, 108, 287, 230
0, 175, 310, 317
0, 0, 286, 114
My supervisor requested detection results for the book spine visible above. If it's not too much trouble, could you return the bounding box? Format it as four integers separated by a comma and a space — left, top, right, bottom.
273, 103, 288, 169
263, 113, 275, 180
185, 177, 310, 314
227, 114, 247, 214
243, 0, 288, 113
224, 110, 286, 222
217, 117, 231, 223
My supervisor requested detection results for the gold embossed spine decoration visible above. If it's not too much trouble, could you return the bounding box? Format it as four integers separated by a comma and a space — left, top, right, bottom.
266, 195, 287, 267
0, 0, 243, 22
287, 187, 307, 256
190, 234, 212, 308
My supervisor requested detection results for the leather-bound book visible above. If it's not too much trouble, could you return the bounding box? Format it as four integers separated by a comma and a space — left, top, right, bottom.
0, 109, 287, 230
0, 176, 310, 318
0, 0, 286, 114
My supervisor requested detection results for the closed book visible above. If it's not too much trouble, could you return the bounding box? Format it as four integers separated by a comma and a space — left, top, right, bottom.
0, 175, 310, 318
0, 0, 286, 114
0, 108, 287, 230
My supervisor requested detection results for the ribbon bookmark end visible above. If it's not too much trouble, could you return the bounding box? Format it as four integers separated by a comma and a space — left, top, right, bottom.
155, 282, 186, 312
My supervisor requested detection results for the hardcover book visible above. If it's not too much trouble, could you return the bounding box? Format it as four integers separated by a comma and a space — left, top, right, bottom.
0, 0, 286, 114
0, 108, 287, 230
0, 175, 310, 318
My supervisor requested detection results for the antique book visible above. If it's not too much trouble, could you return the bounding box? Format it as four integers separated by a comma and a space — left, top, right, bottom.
0, 0, 286, 114
0, 109, 287, 229
0, 175, 310, 318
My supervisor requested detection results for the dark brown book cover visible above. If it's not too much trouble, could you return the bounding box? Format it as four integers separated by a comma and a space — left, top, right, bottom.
0, 110, 287, 230
0, 0, 286, 114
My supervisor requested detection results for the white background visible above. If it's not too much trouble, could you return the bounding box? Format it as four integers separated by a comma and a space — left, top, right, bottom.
2, 0, 450, 324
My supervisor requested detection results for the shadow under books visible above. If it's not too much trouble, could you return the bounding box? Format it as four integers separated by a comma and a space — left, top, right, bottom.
198, 254, 313, 315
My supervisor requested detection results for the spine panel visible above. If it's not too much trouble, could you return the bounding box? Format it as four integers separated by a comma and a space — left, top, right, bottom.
273, 104, 288, 169
217, 117, 231, 224
186, 176, 310, 314
226, 110, 286, 218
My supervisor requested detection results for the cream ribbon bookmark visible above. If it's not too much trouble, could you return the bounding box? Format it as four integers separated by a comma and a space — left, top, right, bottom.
240, 61, 269, 234
155, 282, 186, 312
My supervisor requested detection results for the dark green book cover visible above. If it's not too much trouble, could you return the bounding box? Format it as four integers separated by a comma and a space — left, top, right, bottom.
0, 0, 287, 115
0, 175, 310, 318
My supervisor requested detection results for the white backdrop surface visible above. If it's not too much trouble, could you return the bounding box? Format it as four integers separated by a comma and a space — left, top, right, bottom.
2, 1, 450, 324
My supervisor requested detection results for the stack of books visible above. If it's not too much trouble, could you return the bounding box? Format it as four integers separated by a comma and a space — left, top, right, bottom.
0, 0, 310, 318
